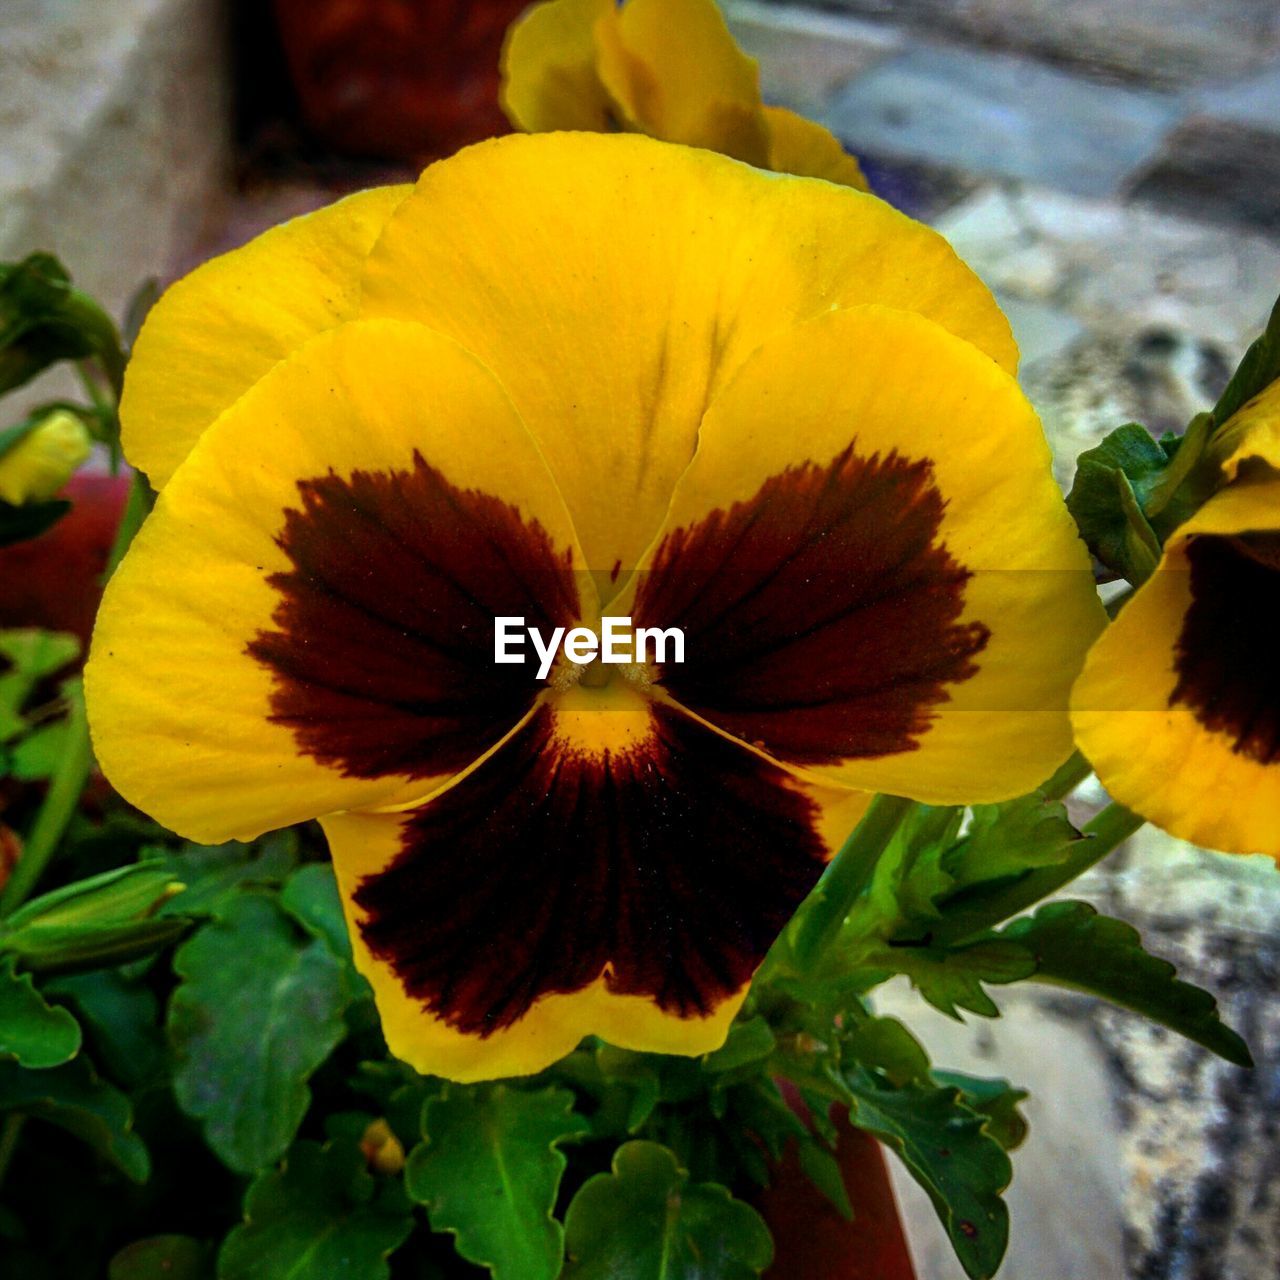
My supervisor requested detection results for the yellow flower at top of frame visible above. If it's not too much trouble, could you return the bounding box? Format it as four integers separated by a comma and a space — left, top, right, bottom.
1073, 383, 1280, 857
87, 133, 1103, 1081
500, 0, 869, 189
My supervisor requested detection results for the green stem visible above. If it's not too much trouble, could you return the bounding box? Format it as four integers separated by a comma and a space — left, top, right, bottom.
0, 471, 150, 917
1039, 750, 1093, 802
789, 794, 915, 969
935, 800, 1144, 945
0, 1114, 23, 1189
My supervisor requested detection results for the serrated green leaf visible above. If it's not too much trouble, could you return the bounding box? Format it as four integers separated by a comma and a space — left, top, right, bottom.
946, 794, 1083, 888
0, 954, 80, 1067
862, 940, 1035, 1018
999, 901, 1251, 1065
844, 1071, 1010, 1279
563, 1141, 773, 1279
219, 1140, 412, 1280
702, 1017, 775, 1074
1214, 293, 1280, 425
169, 893, 351, 1173
45, 969, 164, 1087
796, 1138, 854, 1220
933, 1073, 1029, 1152
841, 1016, 931, 1086
405, 1084, 589, 1280
109, 1235, 211, 1280
0, 1054, 149, 1181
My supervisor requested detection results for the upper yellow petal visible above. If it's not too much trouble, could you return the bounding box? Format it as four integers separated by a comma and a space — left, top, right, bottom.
88, 319, 585, 845
500, 0, 616, 132
594, 0, 769, 163
120, 185, 410, 490
359, 133, 1017, 590
1073, 472, 1280, 856
762, 105, 869, 190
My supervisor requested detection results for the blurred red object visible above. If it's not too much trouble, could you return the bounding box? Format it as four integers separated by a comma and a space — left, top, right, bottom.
272, 0, 531, 159
0, 473, 129, 647
758, 1095, 918, 1279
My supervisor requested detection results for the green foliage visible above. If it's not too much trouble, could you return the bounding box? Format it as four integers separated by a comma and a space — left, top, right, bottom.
168, 893, 353, 1173
219, 1140, 413, 1280
0, 628, 79, 743
406, 1084, 589, 1280
109, 1236, 212, 1280
0, 954, 81, 1067
1213, 291, 1280, 425
563, 1141, 774, 1280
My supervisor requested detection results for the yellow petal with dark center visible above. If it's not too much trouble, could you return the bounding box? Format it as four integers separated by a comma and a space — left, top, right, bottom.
618, 305, 1103, 803
593, 0, 769, 163
120, 185, 410, 489
1073, 473, 1280, 856
360, 133, 1017, 590
762, 105, 869, 190
500, 0, 616, 132
87, 320, 585, 845
1216, 379, 1280, 480
322, 685, 869, 1081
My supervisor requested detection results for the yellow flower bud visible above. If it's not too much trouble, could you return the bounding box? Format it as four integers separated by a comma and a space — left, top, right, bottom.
359, 1118, 406, 1176
0, 410, 93, 506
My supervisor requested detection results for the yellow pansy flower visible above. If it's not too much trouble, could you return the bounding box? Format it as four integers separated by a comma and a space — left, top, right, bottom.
1074, 387, 1280, 856
0, 410, 93, 506
87, 133, 1102, 1081
500, 0, 869, 189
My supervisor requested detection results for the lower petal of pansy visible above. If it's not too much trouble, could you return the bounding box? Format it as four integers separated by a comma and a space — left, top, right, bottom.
322, 685, 868, 1081
622, 305, 1105, 804
87, 320, 584, 845
1217, 379, 1280, 480
762, 106, 869, 190
121, 184, 411, 490
1073, 473, 1280, 856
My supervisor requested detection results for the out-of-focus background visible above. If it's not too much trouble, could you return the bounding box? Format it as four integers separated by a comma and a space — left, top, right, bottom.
2, 2, 1276, 1276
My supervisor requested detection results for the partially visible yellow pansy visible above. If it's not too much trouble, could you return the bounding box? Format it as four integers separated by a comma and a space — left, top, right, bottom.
501, 0, 869, 189
0, 410, 92, 505
1214, 378, 1280, 480
1073, 470, 1280, 856
89, 133, 1100, 1082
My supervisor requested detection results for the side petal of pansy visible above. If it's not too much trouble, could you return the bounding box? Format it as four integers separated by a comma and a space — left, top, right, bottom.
592, 0, 769, 163
360, 133, 1016, 589
762, 105, 869, 191
499, 0, 616, 132
322, 682, 870, 1081
86, 319, 586, 844
1216, 378, 1280, 480
614, 305, 1105, 804
120, 184, 411, 489
1073, 472, 1280, 856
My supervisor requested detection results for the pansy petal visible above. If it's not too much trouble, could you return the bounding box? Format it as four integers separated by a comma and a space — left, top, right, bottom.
500, 0, 615, 132
1073, 473, 1280, 856
322, 687, 869, 1081
87, 319, 584, 845
624, 305, 1104, 804
762, 105, 869, 190
593, 0, 769, 162
120, 185, 411, 489
1217, 379, 1280, 480
360, 133, 1017, 587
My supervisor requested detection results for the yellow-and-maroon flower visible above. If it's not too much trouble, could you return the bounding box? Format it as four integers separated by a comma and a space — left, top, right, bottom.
86, 134, 1102, 1080
500, 0, 869, 189
1073, 384, 1280, 856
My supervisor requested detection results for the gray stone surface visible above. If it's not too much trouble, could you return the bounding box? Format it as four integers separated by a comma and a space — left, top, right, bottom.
0, 0, 231, 319
1192, 59, 1280, 128
825, 44, 1182, 197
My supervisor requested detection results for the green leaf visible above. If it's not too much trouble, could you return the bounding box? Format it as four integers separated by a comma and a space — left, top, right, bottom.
0, 1054, 149, 1181
10, 719, 69, 780
861, 940, 1035, 1018
0, 954, 81, 1067
934, 1073, 1029, 1152
153, 836, 298, 917
169, 893, 351, 1173
946, 794, 1083, 889
563, 1141, 773, 1280
0, 498, 69, 548
841, 1016, 931, 1086
701, 1017, 776, 1074
999, 901, 1251, 1065
219, 1139, 413, 1280
405, 1084, 589, 1280
1213, 292, 1280, 425
796, 1139, 854, 1220
843, 1071, 1010, 1280
280, 863, 352, 960
0, 629, 79, 739
45, 969, 164, 1087
109, 1236, 211, 1280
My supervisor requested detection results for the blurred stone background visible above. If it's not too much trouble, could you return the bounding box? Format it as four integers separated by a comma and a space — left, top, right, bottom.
1, 1, 1277, 1276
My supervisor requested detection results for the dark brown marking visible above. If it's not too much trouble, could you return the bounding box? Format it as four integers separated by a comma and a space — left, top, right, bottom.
353, 701, 829, 1035
248, 451, 578, 781
1171, 532, 1280, 764
634, 445, 989, 765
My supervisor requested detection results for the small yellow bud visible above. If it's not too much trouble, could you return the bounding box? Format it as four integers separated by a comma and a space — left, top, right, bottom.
359, 1118, 406, 1176
0, 410, 93, 505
